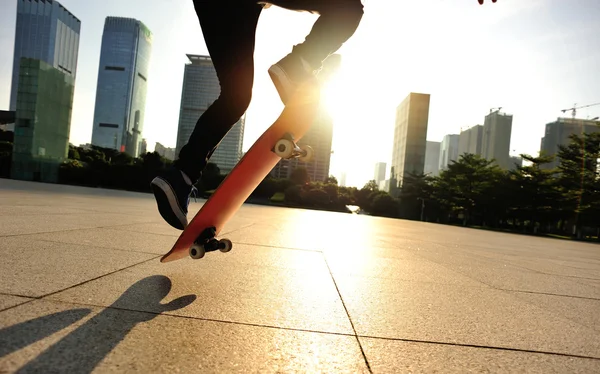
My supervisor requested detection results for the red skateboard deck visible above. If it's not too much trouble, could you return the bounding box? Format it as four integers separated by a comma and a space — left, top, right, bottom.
161, 80, 321, 263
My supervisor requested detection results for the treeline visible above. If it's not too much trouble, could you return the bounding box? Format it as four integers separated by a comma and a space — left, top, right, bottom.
0, 129, 598, 241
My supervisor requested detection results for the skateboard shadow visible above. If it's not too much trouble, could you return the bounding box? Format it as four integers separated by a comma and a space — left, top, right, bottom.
1, 275, 196, 373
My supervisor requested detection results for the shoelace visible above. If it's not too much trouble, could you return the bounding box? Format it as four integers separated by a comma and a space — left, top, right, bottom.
189, 185, 198, 203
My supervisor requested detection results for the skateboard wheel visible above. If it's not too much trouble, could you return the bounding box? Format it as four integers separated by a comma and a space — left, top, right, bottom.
218, 238, 233, 253
274, 139, 294, 159
298, 145, 314, 163
189, 243, 205, 259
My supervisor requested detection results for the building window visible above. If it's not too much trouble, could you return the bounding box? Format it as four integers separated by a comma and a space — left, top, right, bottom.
99, 123, 119, 128
105, 66, 125, 71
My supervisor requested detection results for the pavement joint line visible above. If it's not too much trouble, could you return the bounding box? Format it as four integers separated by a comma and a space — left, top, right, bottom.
357, 334, 600, 361
322, 253, 373, 373
25, 297, 361, 339
28, 238, 163, 257
37, 255, 162, 300
0, 223, 163, 239
404, 248, 600, 301
506, 288, 600, 301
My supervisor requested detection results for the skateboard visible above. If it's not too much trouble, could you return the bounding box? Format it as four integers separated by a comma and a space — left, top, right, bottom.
160, 79, 321, 263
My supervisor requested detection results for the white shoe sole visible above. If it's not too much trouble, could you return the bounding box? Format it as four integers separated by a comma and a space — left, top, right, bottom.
151, 177, 188, 229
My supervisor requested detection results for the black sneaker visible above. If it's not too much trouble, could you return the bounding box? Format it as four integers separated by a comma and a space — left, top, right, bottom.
150, 167, 197, 230
268, 52, 316, 105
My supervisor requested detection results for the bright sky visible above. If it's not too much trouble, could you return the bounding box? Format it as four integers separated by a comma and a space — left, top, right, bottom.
1, 0, 599, 187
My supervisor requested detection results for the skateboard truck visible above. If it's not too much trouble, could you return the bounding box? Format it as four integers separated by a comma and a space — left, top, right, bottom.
189, 226, 233, 259
273, 132, 314, 162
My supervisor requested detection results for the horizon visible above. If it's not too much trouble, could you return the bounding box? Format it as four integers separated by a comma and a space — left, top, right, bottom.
1, 0, 599, 187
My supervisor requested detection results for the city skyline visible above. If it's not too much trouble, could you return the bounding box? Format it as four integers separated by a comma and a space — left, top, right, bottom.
1, 0, 600, 187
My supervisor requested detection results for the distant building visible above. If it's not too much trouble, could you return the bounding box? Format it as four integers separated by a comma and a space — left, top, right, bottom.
91, 17, 153, 157
482, 109, 513, 169
509, 155, 523, 171
391, 92, 430, 191
0, 111, 16, 131
155, 142, 175, 161
270, 108, 333, 182
175, 54, 244, 172
11, 59, 75, 183
424, 141, 440, 176
379, 179, 391, 193
439, 134, 459, 171
339, 172, 347, 187
139, 138, 147, 155
458, 124, 483, 157
374, 162, 386, 183
540, 117, 600, 169
270, 55, 340, 182
209, 115, 245, 173
9, 0, 81, 126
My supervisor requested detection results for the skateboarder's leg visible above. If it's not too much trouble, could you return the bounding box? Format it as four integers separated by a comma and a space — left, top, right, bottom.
267, 0, 364, 104
150, 1, 262, 230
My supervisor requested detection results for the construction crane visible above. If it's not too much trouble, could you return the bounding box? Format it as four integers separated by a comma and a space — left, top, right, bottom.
489, 107, 502, 114
561, 102, 600, 119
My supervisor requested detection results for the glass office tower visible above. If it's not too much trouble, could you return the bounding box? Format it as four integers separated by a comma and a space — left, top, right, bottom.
90, 17, 153, 157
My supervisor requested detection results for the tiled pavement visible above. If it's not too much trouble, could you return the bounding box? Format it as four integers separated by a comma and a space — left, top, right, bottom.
1, 179, 599, 373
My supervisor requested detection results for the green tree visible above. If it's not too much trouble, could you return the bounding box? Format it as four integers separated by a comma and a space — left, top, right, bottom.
557, 131, 600, 239
325, 176, 338, 185
398, 172, 434, 220
290, 167, 310, 185
436, 153, 503, 226
508, 153, 559, 233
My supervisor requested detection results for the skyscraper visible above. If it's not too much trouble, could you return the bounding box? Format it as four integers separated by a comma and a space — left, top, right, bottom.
482, 109, 513, 169
374, 162, 386, 183
175, 54, 244, 172
175, 55, 245, 173
391, 92, 430, 190
9, 0, 81, 128
540, 117, 600, 170
458, 124, 483, 157
270, 55, 340, 182
11, 58, 75, 182
424, 141, 440, 176
439, 134, 460, 171
90, 17, 153, 157
270, 108, 334, 182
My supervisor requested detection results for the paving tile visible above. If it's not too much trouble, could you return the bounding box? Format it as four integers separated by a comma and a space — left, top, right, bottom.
335, 275, 600, 358
0, 299, 368, 373
410, 249, 600, 299
46, 244, 353, 334
360, 337, 600, 373
27, 228, 177, 255
325, 252, 487, 287
0, 236, 157, 297
0, 295, 32, 311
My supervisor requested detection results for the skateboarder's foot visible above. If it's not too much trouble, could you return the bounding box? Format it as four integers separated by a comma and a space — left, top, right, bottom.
268, 53, 316, 105
150, 167, 197, 230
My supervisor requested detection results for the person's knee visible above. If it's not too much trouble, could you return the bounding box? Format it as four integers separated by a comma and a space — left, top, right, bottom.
220, 87, 252, 120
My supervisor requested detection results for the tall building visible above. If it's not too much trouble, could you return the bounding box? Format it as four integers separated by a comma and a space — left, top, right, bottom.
458, 124, 483, 157
339, 172, 347, 187
90, 17, 153, 157
270, 55, 340, 182
390, 92, 430, 190
270, 108, 333, 182
11, 58, 75, 182
509, 155, 523, 171
424, 141, 440, 176
9, 0, 80, 131
438, 134, 459, 171
209, 115, 245, 173
175, 54, 244, 172
540, 117, 600, 169
374, 162, 386, 183
155, 142, 175, 161
482, 109, 513, 169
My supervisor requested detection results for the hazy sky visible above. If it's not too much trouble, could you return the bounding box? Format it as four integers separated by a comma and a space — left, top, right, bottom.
1, 0, 599, 187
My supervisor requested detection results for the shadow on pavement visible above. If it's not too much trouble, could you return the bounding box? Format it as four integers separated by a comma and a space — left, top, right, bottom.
1, 275, 196, 373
